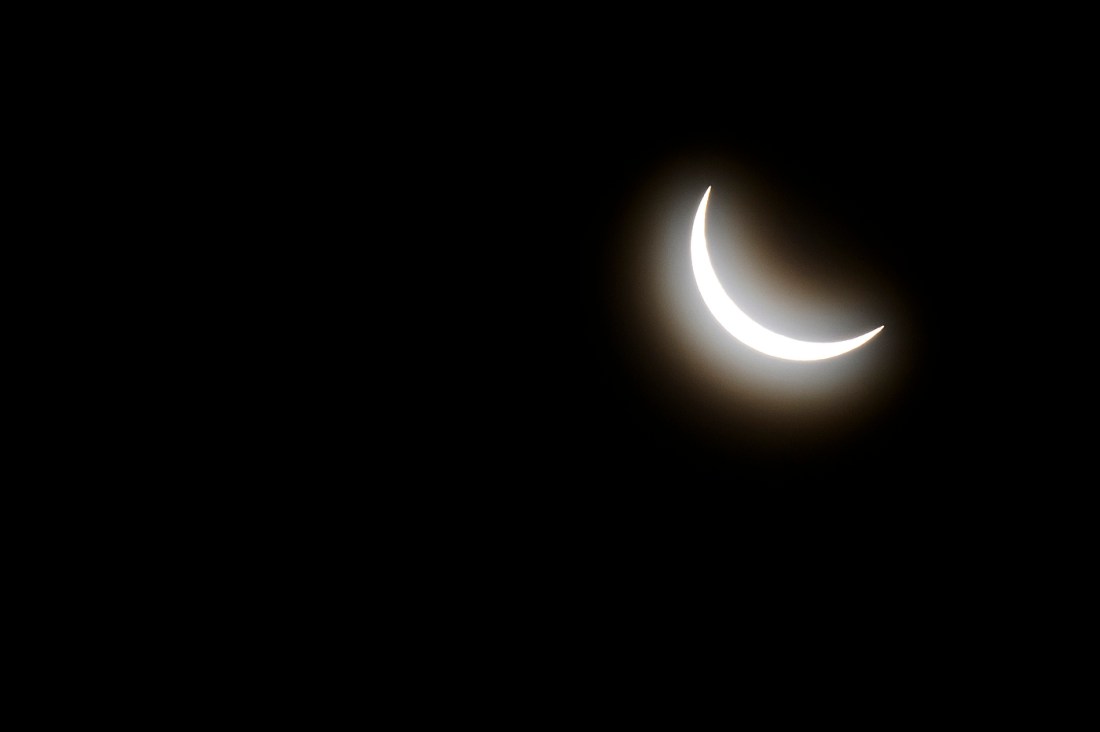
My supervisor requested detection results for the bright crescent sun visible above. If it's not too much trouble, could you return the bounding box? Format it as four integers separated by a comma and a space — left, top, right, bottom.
691, 187, 884, 361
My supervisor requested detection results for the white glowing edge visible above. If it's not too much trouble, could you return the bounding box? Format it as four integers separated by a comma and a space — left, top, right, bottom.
691, 187, 884, 362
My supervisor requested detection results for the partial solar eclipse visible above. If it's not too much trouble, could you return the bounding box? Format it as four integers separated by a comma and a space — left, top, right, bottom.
691, 187, 884, 361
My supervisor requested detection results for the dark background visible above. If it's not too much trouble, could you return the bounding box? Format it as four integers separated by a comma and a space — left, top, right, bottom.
26, 12, 1089, 694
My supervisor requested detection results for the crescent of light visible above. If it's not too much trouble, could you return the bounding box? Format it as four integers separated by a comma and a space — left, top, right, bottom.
691, 187, 884, 361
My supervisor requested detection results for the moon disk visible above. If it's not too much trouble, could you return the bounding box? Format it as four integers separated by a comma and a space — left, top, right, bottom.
691, 187, 884, 362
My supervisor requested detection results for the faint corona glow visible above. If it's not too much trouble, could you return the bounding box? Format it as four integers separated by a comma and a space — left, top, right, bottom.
691, 187, 884, 361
